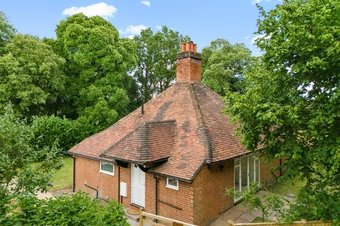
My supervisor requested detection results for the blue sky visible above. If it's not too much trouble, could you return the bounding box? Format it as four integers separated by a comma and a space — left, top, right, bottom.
1, 0, 280, 55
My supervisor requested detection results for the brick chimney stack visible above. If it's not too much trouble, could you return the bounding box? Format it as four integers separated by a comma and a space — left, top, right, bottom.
176, 41, 202, 82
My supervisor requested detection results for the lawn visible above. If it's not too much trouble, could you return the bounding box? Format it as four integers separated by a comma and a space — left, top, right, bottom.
268, 177, 306, 196
50, 157, 73, 191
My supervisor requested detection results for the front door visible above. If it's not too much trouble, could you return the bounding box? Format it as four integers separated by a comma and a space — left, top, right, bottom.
131, 164, 145, 207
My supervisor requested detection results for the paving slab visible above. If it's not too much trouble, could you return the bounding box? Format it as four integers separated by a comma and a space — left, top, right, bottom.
239, 212, 257, 222
219, 209, 244, 221
210, 218, 228, 226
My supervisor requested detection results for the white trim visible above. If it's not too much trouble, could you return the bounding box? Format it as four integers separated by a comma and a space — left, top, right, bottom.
166, 177, 179, 190
99, 161, 114, 176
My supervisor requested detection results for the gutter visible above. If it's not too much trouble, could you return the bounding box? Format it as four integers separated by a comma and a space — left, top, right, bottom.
72, 157, 76, 192
154, 175, 159, 215
118, 165, 121, 204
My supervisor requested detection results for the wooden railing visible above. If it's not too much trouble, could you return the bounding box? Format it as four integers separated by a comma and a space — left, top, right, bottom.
139, 209, 197, 226
226, 219, 332, 226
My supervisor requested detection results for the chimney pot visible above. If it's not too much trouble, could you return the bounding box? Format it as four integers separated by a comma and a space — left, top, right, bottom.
181, 43, 186, 52
185, 42, 191, 52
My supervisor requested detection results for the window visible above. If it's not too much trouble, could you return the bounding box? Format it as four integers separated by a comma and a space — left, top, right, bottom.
166, 177, 179, 190
99, 161, 114, 175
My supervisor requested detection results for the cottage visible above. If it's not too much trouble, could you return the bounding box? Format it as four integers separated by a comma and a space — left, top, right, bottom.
69, 42, 279, 225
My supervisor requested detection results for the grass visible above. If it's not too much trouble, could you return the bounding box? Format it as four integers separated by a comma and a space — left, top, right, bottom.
50, 157, 73, 191
267, 177, 306, 196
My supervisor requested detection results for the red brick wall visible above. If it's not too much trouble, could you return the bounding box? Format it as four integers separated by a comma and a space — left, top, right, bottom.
74, 156, 280, 226
260, 158, 281, 185
157, 177, 194, 223
192, 160, 234, 226
74, 157, 118, 201
176, 57, 202, 82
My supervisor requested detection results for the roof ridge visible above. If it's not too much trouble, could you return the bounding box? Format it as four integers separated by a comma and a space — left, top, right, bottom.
189, 83, 214, 164
139, 122, 149, 161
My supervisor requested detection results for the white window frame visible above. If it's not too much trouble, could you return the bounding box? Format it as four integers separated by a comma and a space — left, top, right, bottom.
166, 177, 179, 190
99, 161, 114, 176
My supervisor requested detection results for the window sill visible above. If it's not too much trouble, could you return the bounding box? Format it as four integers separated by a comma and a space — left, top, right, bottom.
99, 170, 114, 176
166, 185, 179, 191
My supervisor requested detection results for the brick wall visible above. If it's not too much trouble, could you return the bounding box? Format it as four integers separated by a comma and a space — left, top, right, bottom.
74, 157, 118, 201
176, 55, 202, 82
260, 158, 281, 185
74, 156, 280, 226
192, 159, 234, 226
157, 177, 194, 223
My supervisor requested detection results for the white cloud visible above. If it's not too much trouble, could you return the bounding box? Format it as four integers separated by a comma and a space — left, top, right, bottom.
250, 34, 265, 44
252, 0, 272, 4
120, 25, 148, 38
141, 1, 151, 7
155, 25, 162, 30
63, 2, 117, 19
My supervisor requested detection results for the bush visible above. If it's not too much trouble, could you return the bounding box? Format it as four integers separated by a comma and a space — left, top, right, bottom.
2, 192, 128, 226
31, 115, 77, 156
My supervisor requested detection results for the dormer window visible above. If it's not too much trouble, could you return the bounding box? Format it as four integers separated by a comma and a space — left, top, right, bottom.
166, 177, 179, 190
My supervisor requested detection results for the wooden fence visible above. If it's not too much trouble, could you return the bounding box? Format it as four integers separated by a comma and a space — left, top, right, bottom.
138, 209, 331, 226
226, 219, 332, 226
139, 209, 197, 226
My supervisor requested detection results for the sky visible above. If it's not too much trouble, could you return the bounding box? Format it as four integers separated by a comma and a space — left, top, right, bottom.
1, 0, 281, 55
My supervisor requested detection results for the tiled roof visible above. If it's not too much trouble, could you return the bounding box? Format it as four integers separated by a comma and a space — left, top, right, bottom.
69, 82, 248, 181
100, 120, 176, 163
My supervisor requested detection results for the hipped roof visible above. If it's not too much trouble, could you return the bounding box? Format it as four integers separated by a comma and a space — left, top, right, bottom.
69, 82, 247, 181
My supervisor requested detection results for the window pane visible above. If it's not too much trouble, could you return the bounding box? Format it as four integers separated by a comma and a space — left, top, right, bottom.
241, 156, 248, 192
234, 165, 241, 199
249, 155, 255, 184
168, 178, 178, 187
235, 158, 240, 166
101, 162, 113, 173
255, 158, 260, 182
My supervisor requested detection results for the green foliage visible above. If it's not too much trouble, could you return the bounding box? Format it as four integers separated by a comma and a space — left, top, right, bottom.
202, 38, 253, 95
55, 13, 137, 126
133, 26, 188, 102
226, 0, 340, 221
31, 116, 77, 157
0, 11, 15, 53
0, 34, 65, 118
2, 192, 128, 226
226, 183, 285, 221
0, 106, 62, 216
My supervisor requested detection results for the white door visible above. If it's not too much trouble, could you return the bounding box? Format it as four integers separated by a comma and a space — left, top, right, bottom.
131, 164, 145, 207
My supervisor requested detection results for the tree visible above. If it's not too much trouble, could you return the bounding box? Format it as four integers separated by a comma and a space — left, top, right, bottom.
133, 26, 188, 102
226, 0, 339, 221
0, 34, 65, 118
55, 13, 137, 133
0, 106, 62, 216
202, 39, 253, 95
226, 183, 285, 222
0, 11, 15, 54
30, 115, 77, 157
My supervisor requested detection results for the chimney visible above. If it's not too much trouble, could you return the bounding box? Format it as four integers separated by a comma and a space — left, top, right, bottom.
176, 41, 202, 82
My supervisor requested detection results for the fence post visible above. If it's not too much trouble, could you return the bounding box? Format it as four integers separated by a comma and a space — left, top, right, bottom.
139, 208, 143, 226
